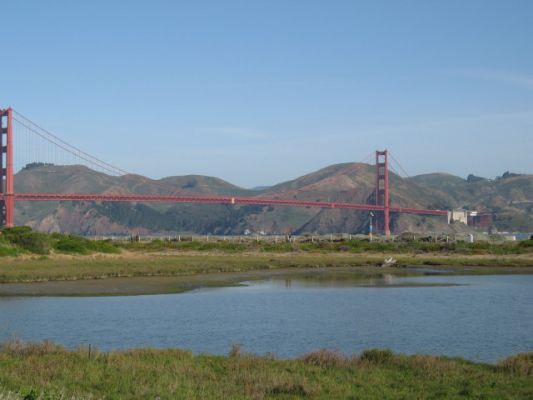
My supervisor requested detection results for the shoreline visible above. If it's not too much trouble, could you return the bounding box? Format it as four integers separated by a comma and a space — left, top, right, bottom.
0, 251, 532, 296
0, 266, 465, 297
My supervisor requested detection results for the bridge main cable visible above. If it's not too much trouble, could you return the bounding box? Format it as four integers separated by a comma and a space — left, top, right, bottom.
12, 110, 129, 176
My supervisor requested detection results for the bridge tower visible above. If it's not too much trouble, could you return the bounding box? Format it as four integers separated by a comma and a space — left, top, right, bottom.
0, 108, 14, 227
375, 150, 390, 237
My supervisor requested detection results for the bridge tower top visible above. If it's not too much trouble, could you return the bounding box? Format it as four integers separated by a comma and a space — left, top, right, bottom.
0, 108, 14, 227
375, 150, 390, 237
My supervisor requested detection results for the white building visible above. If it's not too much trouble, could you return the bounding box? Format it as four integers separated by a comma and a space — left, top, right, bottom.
447, 209, 468, 225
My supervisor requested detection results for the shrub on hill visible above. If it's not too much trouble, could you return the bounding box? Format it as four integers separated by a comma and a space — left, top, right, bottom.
0, 227, 119, 255
360, 348, 394, 364
518, 239, 533, 249
50, 233, 119, 254
1, 226, 51, 254
0, 240, 19, 256
51, 233, 89, 253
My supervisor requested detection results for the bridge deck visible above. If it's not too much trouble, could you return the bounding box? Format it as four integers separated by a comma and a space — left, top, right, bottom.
4, 193, 448, 216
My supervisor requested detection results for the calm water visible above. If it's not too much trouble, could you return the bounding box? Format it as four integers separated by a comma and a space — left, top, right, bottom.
1, 274, 532, 363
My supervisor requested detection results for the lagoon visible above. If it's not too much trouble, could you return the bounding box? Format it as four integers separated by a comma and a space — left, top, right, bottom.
0, 273, 532, 363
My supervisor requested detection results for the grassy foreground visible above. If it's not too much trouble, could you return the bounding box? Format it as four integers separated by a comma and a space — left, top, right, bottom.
0, 342, 532, 399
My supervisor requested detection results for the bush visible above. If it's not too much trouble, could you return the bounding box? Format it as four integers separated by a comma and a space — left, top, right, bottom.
359, 349, 394, 365
261, 243, 295, 252
89, 239, 119, 254
53, 235, 91, 254
301, 349, 348, 368
518, 239, 533, 249
0, 228, 120, 255
52, 234, 119, 254
228, 343, 242, 358
0, 241, 19, 256
1, 227, 51, 255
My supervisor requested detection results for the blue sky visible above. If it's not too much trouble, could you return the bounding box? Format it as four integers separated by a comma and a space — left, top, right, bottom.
2, 1, 532, 187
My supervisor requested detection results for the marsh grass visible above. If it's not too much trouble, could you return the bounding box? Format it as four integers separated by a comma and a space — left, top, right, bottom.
0, 250, 530, 286
2, 227, 532, 258
121, 237, 533, 256
0, 389, 88, 400
0, 227, 530, 286
1, 341, 532, 399
498, 353, 533, 377
301, 349, 352, 368
0, 253, 368, 284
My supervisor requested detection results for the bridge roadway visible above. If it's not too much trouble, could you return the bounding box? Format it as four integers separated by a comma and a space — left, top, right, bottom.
4, 193, 448, 216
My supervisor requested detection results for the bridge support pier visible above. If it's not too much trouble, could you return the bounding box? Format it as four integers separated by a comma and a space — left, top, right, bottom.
0, 108, 14, 227
375, 150, 390, 237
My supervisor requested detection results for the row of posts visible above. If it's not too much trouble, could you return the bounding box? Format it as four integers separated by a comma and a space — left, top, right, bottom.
91, 233, 465, 243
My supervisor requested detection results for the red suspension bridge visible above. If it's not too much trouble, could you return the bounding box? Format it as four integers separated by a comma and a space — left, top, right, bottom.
0, 107, 447, 236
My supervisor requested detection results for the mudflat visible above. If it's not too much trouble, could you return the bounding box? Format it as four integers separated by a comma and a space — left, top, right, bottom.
0, 251, 532, 296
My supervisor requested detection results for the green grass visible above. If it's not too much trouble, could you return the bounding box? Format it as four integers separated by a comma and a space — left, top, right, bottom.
1, 227, 532, 257
0, 227, 51, 255
0, 251, 531, 285
50, 234, 118, 255
0, 254, 374, 283
0, 227, 119, 256
120, 237, 533, 255
0, 228, 530, 286
0, 341, 532, 399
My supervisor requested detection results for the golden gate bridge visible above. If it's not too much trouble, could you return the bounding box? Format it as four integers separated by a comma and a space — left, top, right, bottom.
0, 107, 447, 236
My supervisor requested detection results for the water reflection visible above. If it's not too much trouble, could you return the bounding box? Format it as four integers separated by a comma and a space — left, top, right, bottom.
0, 274, 531, 362
272, 273, 455, 289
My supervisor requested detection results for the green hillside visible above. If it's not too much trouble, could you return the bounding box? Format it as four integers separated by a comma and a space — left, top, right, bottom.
12, 163, 533, 235
409, 173, 533, 231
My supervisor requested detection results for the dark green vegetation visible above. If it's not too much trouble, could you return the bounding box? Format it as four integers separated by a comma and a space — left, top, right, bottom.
0, 227, 118, 256
14, 163, 533, 235
2, 226, 532, 257
0, 228, 531, 288
119, 235, 533, 256
0, 341, 532, 399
